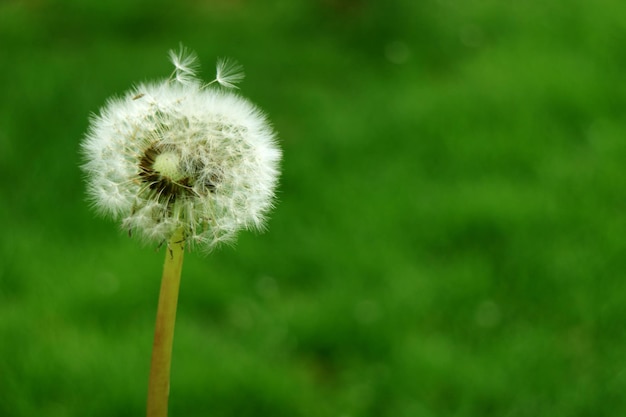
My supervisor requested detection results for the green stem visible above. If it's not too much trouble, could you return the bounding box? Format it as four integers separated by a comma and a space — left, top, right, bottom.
147, 227, 185, 417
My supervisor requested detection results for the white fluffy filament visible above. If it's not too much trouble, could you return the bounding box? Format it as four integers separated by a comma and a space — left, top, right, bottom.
169, 46, 199, 85
213, 57, 245, 89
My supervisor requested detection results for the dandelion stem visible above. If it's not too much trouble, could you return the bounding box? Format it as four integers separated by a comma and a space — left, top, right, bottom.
147, 227, 185, 417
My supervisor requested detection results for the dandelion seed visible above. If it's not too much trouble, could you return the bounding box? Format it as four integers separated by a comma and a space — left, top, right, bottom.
211, 57, 245, 89
168, 45, 200, 86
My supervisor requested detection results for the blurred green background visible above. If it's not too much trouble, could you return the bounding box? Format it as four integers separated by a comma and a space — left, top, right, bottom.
2, 0, 626, 416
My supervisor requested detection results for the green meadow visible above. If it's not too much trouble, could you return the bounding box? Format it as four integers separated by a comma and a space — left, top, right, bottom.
2, 1, 626, 416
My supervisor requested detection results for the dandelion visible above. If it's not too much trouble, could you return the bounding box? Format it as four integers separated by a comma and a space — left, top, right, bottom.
82, 50, 280, 250
81, 47, 281, 417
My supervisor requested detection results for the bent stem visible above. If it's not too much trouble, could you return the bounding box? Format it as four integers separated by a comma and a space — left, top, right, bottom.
147, 227, 185, 417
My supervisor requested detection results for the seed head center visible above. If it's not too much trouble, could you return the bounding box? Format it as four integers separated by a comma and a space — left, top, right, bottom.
153, 152, 184, 181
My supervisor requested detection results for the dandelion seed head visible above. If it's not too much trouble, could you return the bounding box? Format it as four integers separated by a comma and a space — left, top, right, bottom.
81, 48, 281, 250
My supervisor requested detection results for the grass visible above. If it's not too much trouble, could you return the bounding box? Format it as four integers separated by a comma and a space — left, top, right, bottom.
1, 0, 626, 416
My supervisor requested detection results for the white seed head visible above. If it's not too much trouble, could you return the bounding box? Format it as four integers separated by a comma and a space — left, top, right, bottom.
81, 47, 281, 250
